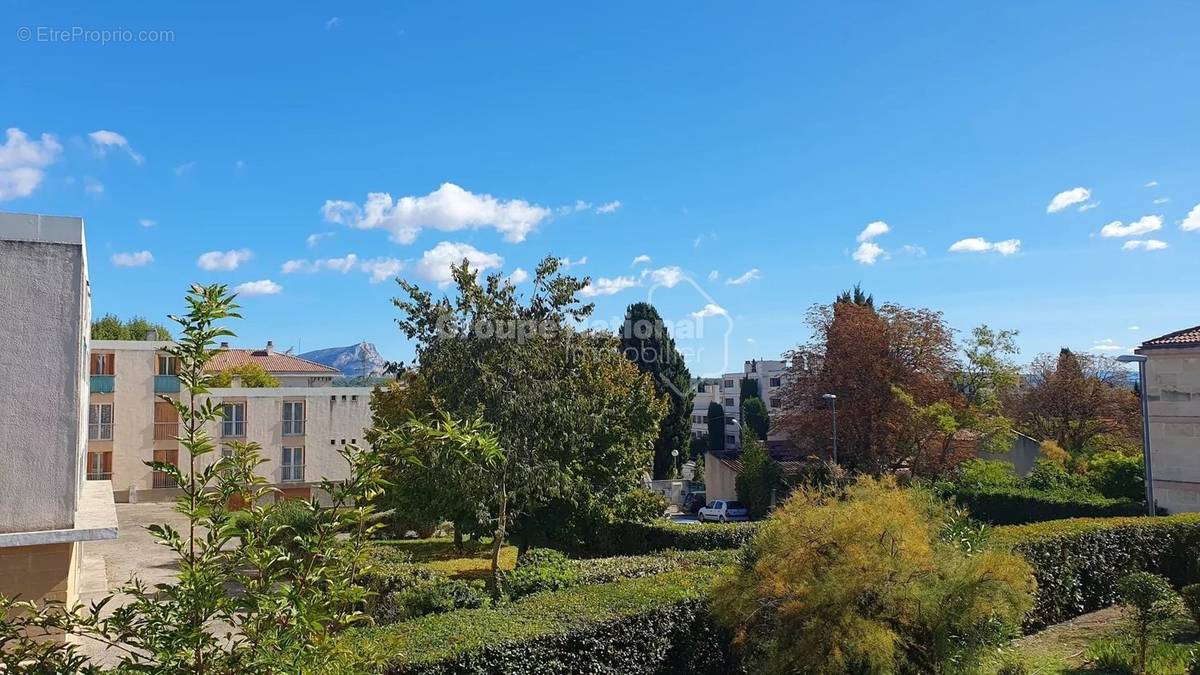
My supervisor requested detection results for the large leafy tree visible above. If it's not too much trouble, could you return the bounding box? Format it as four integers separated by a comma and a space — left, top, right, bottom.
1008, 348, 1141, 453
620, 302, 695, 479
377, 256, 666, 557
91, 313, 172, 340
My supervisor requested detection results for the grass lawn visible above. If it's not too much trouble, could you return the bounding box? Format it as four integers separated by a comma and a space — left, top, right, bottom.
373, 537, 518, 580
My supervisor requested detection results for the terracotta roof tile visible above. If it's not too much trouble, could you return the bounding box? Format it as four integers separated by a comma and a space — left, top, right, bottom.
204, 349, 340, 374
1140, 325, 1200, 350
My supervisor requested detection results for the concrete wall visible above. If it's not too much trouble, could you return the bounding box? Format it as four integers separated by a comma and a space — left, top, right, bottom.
703, 452, 738, 502
1143, 349, 1200, 513
0, 214, 88, 533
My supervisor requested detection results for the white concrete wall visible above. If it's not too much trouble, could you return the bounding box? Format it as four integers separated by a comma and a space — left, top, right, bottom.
1144, 349, 1200, 513
0, 214, 88, 533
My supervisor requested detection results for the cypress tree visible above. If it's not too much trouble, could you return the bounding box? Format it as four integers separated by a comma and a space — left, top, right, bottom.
621, 302, 695, 479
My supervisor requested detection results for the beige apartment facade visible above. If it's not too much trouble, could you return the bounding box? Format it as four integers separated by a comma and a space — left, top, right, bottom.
1138, 326, 1200, 514
88, 340, 373, 502
0, 212, 118, 607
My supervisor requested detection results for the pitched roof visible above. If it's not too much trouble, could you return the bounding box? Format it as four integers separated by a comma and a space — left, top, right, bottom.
204, 349, 340, 374
1140, 325, 1200, 351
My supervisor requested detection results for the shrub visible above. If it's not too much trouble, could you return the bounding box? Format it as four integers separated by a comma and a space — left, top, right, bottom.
1085, 637, 1194, 675
955, 458, 1019, 490
569, 549, 736, 586
994, 514, 1200, 629
566, 519, 760, 556
1181, 584, 1200, 629
949, 485, 1143, 525
734, 435, 782, 519
1088, 450, 1145, 502
334, 570, 735, 674
712, 477, 1034, 675
1116, 572, 1180, 673
498, 548, 579, 598
363, 547, 489, 623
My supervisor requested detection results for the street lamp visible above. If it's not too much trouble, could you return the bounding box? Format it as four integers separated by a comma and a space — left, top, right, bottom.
822, 393, 838, 465
1117, 354, 1154, 516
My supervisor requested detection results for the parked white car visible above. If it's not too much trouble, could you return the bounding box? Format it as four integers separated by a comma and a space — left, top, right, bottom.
697, 500, 749, 523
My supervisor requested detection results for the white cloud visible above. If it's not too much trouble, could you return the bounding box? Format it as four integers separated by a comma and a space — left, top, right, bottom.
325, 16, 341, 29
507, 267, 530, 285
558, 200, 591, 215
235, 159, 245, 170
111, 250, 153, 267
1153, 197, 1170, 205
0, 128, 63, 201
306, 231, 334, 247
1122, 239, 1168, 251
853, 241, 885, 265
948, 237, 1021, 255
631, 254, 652, 266
173, 161, 196, 176
692, 232, 716, 248
415, 241, 504, 287
707, 270, 719, 281
1100, 215, 1162, 238
580, 276, 638, 297
1089, 338, 1123, 353
197, 248, 253, 271
360, 257, 403, 284
320, 254, 360, 273
1129, 325, 1141, 331
857, 220, 890, 242
596, 200, 621, 214
897, 244, 927, 257
1145, 181, 1159, 188
84, 177, 104, 194
87, 130, 143, 165
323, 182, 552, 244
1181, 204, 1200, 232
559, 256, 588, 269
725, 268, 761, 285
139, 218, 156, 227
1078, 201, 1100, 212
642, 265, 685, 288
234, 280, 282, 297
1047, 187, 1091, 213
690, 303, 728, 319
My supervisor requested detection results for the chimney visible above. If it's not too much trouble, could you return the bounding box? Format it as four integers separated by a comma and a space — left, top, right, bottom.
219, 342, 230, 349
265, 340, 274, 354
145, 329, 158, 340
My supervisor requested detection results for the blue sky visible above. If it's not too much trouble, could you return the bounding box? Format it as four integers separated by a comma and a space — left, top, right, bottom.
4, 2, 1200, 376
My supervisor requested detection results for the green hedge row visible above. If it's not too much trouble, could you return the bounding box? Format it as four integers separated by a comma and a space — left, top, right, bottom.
336, 570, 735, 674
567, 520, 760, 556
995, 514, 1200, 629
950, 486, 1144, 525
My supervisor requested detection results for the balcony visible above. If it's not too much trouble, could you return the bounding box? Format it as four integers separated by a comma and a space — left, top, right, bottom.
86, 471, 112, 481
152, 472, 178, 489
90, 375, 115, 394
154, 374, 181, 393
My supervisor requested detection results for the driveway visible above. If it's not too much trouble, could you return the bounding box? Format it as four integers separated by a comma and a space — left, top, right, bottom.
83, 502, 189, 596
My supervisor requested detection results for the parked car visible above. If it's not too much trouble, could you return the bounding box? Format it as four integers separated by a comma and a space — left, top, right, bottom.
682, 491, 707, 515
697, 500, 749, 523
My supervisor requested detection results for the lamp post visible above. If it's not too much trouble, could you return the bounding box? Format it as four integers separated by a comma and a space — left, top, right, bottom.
1117, 354, 1154, 516
822, 393, 838, 465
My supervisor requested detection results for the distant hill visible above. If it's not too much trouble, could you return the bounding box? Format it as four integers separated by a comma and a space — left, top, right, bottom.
299, 342, 388, 378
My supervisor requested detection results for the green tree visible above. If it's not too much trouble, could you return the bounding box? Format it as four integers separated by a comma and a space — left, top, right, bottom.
835, 282, 874, 309
739, 373, 760, 406
91, 313, 172, 340
734, 435, 782, 519
689, 434, 709, 460
1087, 451, 1145, 501
1116, 572, 1179, 674
707, 400, 726, 451
741, 396, 769, 441
620, 302, 695, 479
380, 256, 666, 559
210, 363, 280, 388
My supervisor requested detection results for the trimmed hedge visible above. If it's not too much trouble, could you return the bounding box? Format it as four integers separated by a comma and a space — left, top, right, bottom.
950, 486, 1144, 525
995, 514, 1200, 629
336, 570, 735, 674
569, 520, 760, 556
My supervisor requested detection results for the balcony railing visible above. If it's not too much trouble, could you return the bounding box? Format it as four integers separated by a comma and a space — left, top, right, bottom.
90, 375, 115, 393
86, 471, 112, 481
154, 375, 181, 393
152, 472, 178, 489
282, 465, 305, 483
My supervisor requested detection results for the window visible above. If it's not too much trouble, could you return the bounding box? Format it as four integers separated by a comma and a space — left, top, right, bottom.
86, 451, 112, 480
158, 354, 178, 375
90, 353, 114, 375
723, 379, 734, 389
769, 376, 781, 387
723, 397, 734, 407
221, 402, 246, 437
726, 434, 736, 445
770, 397, 782, 409
152, 448, 178, 488
88, 403, 113, 440
282, 401, 305, 436
154, 401, 179, 440
282, 447, 305, 482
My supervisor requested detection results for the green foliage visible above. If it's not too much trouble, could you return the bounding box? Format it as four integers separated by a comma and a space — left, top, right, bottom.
947, 484, 1143, 525
690, 433, 710, 460
955, 459, 1020, 490
740, 396, 769, 441
331, 570, 733, 674
739, 375, 760, 405
1117, 572, 1180, 674
564, 519, 760, 556
498, 548, 580, 598
567, 549, 736, 586
1089, 450, 1146, 501
90, 313, 172, 340
836, 282, 874, 308
713, 477, 1034, 675
1026, 458, 1090, 492
733, 435, 782, 519
210, 362, 280, 387
994, 514, 1200, 629
1084, 637, 1194, 675
707, 400, 725, 451
621, 302, 695, 479
362, 547, 489, 624
1182, 584, 1200, 629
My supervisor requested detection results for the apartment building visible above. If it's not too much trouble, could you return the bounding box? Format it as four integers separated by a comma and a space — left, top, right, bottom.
1137, 325, 1200, 513
689, 360, 788, 450
0, 212, 117, 607
87, 340, 373, 502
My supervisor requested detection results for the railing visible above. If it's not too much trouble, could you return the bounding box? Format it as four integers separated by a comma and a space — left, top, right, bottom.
282, 465, 305, 483
86, 471, 112, 481
88, 424, 113, 441
89, 375, 115, 393
154, 375, 180, 393
152, 472, 178, 489
282, 420, 306, 436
